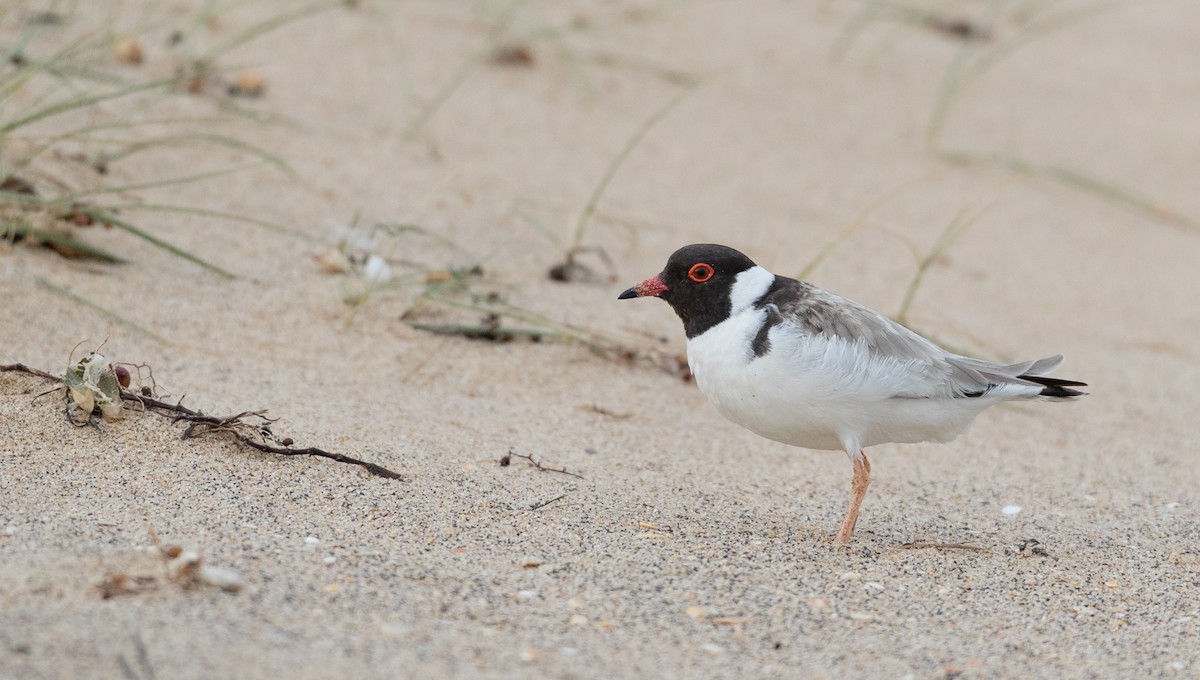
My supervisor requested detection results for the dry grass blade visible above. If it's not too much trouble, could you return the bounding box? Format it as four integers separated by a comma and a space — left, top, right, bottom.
940, 151, 1197, 233
796, 170, 943, 279
403, 0, 524, 139
4, 222, 126, 264
894, 203, 988, 326
928, 0, 1137, 143
569, 82, 700, 252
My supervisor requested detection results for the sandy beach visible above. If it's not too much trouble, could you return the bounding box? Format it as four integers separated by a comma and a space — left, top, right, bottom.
2, 1, 1199, 678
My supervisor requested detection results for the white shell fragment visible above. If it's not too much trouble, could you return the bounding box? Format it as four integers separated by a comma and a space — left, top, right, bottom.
197, 565, 244, 593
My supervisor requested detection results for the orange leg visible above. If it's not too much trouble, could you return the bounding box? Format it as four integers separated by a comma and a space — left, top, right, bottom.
834, 452, 871, 544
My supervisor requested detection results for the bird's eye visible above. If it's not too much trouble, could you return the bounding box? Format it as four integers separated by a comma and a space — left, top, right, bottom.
688, 263, 714, 283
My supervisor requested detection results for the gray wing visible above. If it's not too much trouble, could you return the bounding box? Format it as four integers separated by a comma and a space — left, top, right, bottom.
759, 277, 1063, 398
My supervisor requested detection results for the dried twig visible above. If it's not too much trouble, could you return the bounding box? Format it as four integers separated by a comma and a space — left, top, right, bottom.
1, 362, 405, 480
898, 541, 990, 553
529, 493, 568, 510
580, 404, 632, 419
1, 363, 60, 382
500, 450, 583, 479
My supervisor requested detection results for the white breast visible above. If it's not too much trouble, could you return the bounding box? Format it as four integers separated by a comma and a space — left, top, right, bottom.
685, 269, 990, 453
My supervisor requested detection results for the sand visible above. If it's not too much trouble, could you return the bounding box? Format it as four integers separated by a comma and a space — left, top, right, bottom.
2, 1, 1199, 678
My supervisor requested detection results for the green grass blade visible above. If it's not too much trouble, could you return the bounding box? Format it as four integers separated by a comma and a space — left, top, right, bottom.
97, 132, 295, 175
35, 276, 172, 345
66, 162, 263, 199
111, 202, 313, 241
197, 1, 339, 61
85, 210, 236, 279
0, 77, 178, 135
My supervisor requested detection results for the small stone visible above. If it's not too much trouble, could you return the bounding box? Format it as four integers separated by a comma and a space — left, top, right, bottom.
848, 612, 876, 622
519, 648, 539, 662
517, 589, 538, 602
840, 571, 861, 581
568, 614, 588, 626
114, 37, 143, 65
229, 71, 266, 97
700, 643, 724, 655
685, 606, 706, 620
304, 536, 320, 547
323, 555, 337, 565
1002, 505, 1022, 516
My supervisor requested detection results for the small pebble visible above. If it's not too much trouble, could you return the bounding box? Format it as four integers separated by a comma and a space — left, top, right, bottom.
1002, 505, 1022, 516
568, 614, 588, 626
113, 37, 143, 65
701, 643, 724, 656
323, 555, 337, 565
304, 536, 320, 547
517, 590, 538, 602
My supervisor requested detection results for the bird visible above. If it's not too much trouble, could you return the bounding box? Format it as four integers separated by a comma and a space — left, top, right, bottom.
618, 243, 1085, 544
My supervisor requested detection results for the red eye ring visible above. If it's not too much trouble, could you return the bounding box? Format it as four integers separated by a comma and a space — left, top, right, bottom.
688, 263, 714, 283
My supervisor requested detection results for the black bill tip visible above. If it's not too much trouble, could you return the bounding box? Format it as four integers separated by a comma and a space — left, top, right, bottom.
617, 287, 638, 300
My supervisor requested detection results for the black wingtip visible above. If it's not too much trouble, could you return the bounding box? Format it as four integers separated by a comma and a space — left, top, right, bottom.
1021, 374, 1088, 398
